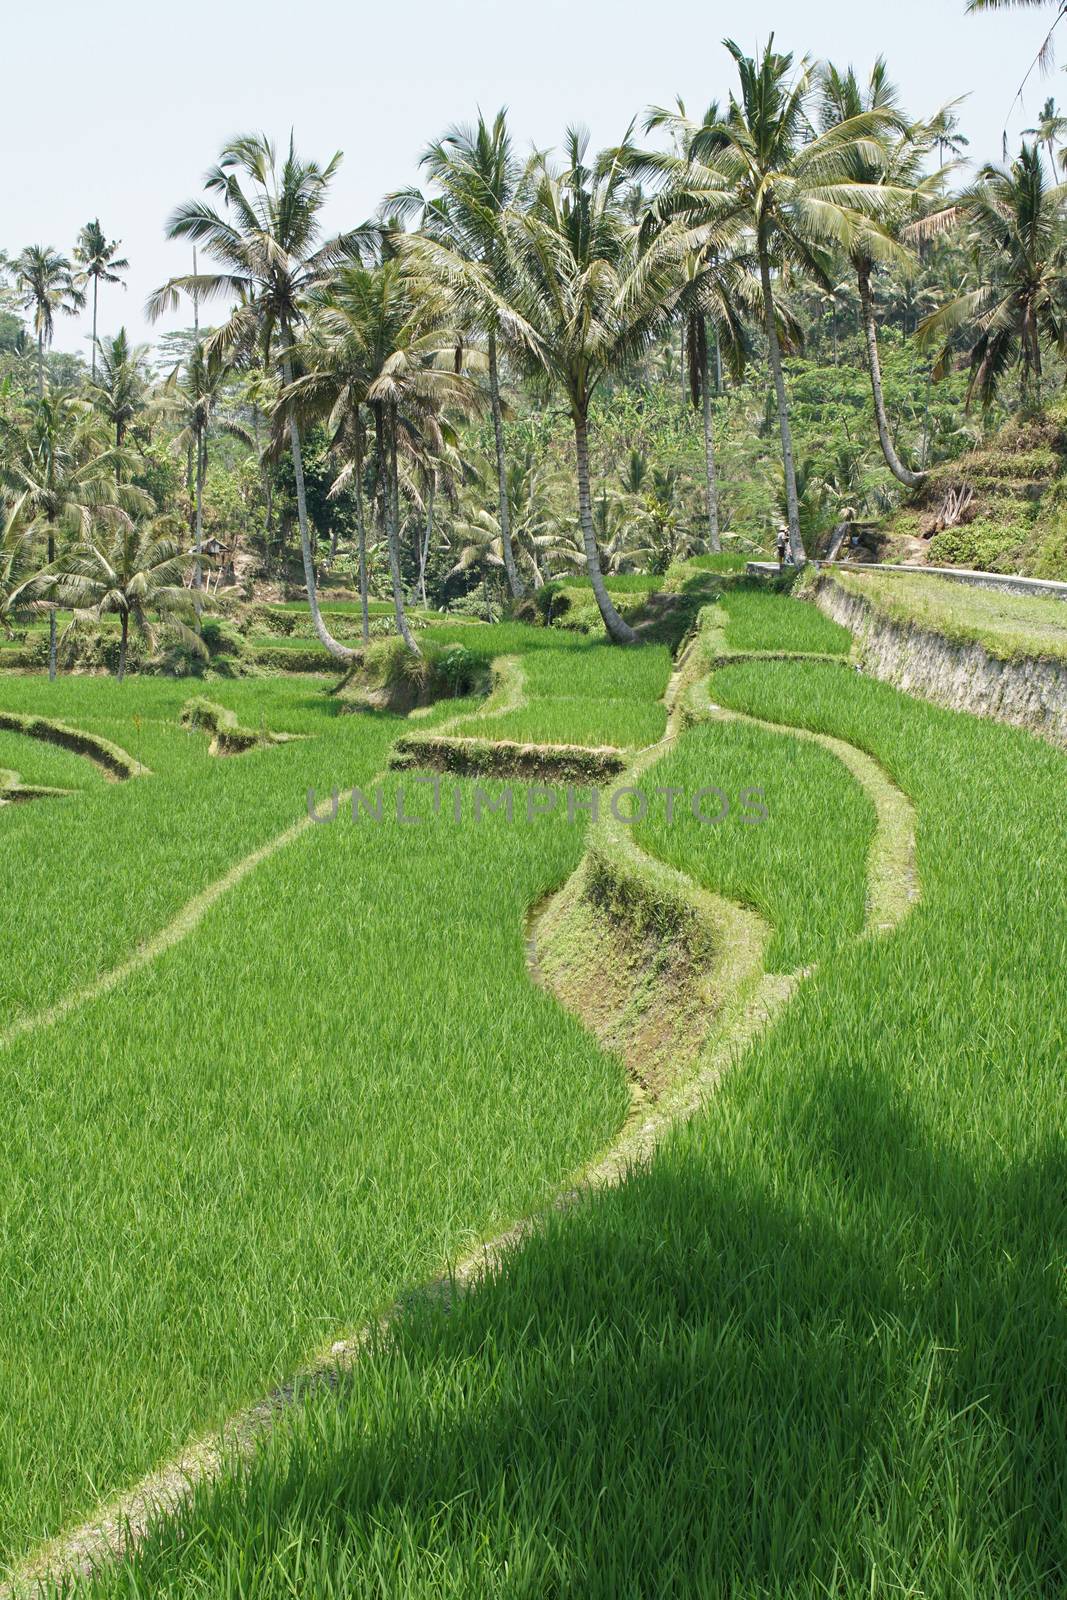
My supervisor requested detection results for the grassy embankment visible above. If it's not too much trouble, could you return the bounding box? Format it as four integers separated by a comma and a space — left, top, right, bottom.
825, 567, 1067, 663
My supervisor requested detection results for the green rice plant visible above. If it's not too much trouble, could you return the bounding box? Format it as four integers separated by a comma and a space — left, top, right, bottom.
635, 716, 874, 971
0, 678, 399, 1024
718, 586, 853, 656
674, 551, 751, 574
0, 769, 629, 1566
486, 642, 672, 749
64, 662, 1067, 1600
0, 730, 110, 792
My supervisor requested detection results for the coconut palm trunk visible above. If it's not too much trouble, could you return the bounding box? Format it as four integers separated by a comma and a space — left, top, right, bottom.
488, 332, 524, 598
353, 415, 370, 646
377, 405, 420, 654
47, 529, 57, 679
117, 610, 129, 683
699, 316, 722, 553
90, 278, 99, 382
857, 260, 923, 488
36, 332, 44, 400
419, 475, 434, 609
193, 425, 205, 599
758, 246, 806, 565
280, 338, 355, 662
573, 410, 636, 644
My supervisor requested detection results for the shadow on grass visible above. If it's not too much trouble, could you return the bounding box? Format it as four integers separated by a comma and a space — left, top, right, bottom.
95, 1056, 1066, 1598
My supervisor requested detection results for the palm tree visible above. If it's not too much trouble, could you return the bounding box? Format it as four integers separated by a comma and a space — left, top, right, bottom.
289, 257, 480, 653
23, 521, 200, 681
14, 246, 85, 396
74, 222, 128, 381
449, 450, 574, 589
164, 341, 249, 594
916, 143, 1067, 409
926, 101, 971, 169
87, 328, 151, 453
1024, 96, 1067, 173
680, 39, 905, 562
643, 102, 745, 551
818, 60, 938, 488
0, 394, 147, 677
393, 110, 528, 598
282, 267, 378, 644
486, 131, 687, 643
148, 133, 365, 662
0, 513, 39, 637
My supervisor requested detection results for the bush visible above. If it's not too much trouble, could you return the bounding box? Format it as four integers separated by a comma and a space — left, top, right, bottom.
928, 515, 1032, 573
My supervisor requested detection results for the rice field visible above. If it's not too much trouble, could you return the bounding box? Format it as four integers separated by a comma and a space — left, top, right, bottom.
3, 589, 1065, 1594
58, 652, 1067, 1600
634, 715, 874, 971
0, 628, 698, 1565
0, 768, 628, 1561
717, 584, 854, 656
485, 640, 672, 749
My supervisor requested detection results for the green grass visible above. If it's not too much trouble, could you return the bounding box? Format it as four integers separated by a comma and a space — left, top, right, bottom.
635, 716, 874, 971
0, 677, 398, 1025
675, 550, 751, 574
830, 568, 1067, 662
718, 586, 853, 656
0, 729, 111, 792
63, 660, 1067, 1599
0, 762, 629, 1567
0, 626, 679, 1566
7, 607, 1066, 1594
485, 641, 672, 749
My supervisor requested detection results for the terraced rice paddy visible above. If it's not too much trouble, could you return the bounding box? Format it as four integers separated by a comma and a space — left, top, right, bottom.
2, 583, 1065, 1595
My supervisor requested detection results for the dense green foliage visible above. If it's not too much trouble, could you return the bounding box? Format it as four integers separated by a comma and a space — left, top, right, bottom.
5, 35, 1067, 669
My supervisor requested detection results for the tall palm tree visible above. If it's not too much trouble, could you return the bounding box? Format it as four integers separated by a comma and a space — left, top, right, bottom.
393, 110, 528, 598
74, 222, 128, 381
22, 520, 199, 681
916, 143, 1067, 409
1024, 96, 1067, 173
818, 59, 938, 488
164, 342, 248, 593
148, 133, 365, 662
926, 101, 971, 169
643, 102, 735, 551
87, 328, 151, 453
14, 246, 85, 396
289, 258, 480, 652
482, 131, 687, 643
681, 39, 905, 562
0, 394, 146, 677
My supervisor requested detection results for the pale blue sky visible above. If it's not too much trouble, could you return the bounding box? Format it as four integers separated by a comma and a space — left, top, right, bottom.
4, 0, 1059, 353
